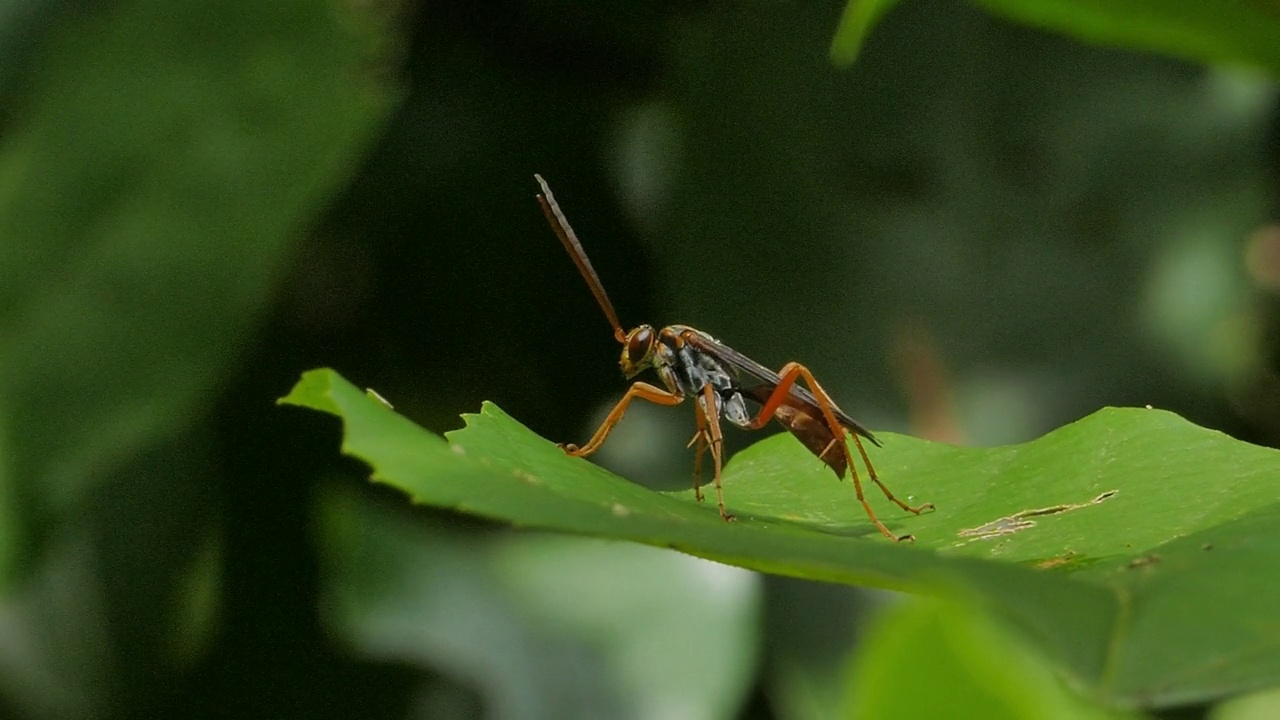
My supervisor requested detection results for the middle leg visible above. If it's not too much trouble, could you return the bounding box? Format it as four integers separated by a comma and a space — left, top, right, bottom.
698, 384, 732, 521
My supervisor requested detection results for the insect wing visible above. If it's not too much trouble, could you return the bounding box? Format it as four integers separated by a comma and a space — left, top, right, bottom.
681, 331, 881, 446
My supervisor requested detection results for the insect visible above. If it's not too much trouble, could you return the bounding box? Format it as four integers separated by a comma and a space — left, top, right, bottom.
534, 174, 932, 540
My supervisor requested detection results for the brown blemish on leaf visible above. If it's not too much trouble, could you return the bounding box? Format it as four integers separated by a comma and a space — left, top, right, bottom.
957, 490, 1119, 541
1034, 551, 1077, 569
1127, 554, 1162, 569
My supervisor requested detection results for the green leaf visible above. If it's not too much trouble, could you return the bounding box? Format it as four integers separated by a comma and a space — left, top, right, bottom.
845, 597, 1137, 720
0, 1, 394, 714
492, 536, 761, 719
970, 0, 1280, 77
0, 0, 393, 550
316, 484, 761, 718
830, 0, 1280, 76
281, 368, 1280, 709
829, 0, 905, 66
1212, 686, 1280, 720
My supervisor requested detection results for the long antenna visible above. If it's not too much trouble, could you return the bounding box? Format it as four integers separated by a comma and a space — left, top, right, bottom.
535, 174, 627, 344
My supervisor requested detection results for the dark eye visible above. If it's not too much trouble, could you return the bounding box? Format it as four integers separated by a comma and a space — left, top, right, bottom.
626, 326, 654, 359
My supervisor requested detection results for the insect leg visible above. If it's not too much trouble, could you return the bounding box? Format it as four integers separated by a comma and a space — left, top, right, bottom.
562, 382, 683, 456
688, 412, 709, 502
744, 362, 917, 540
849, 430, 934, 515
699, 384, 733, 521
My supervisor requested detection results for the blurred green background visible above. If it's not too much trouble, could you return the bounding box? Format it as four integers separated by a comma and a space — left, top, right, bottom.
2, 0, 1278, 718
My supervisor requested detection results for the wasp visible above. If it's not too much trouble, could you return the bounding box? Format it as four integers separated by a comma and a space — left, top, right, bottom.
535, 175, 932, 540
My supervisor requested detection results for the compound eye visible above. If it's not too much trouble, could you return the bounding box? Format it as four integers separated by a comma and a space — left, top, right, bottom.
626, 326, 654, 360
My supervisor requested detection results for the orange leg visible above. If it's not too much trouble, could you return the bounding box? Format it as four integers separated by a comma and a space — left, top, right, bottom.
698, 384, 732, 521
562, 382, 683, 456
850, 431, 933, 516
687, 414, 708, 502
745, 362, 930, 541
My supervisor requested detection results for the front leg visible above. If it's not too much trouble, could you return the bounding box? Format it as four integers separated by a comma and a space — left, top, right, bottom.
562, 381, 683, 456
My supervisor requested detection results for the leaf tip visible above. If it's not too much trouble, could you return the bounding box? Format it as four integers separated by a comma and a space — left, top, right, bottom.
277, 367, 343, 415
479, 400, 512, 419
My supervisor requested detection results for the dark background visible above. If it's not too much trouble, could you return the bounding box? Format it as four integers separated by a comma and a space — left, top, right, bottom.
2, 0, 1278, 718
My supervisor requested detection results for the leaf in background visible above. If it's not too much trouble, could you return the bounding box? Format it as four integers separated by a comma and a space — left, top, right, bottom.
1211, 687, 1280, 720
281, 368, 1280, 708
317, 484, 761, 719
971, 0, 1280, 77
492, 535, 761, 720
829, 0, 906, 66
844, 597, 1136, 720
0, 0, 394, 715
763, 579, 874, 720
661, 0, 1272, 454
830, 0, 1280, 77
0, 0, 392, 549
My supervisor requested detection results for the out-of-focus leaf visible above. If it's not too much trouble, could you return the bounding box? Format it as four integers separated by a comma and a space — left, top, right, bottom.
1211, 686, 1280, 720
0, 419, 14, 585
763, 579, 875, 720
844, 597, 1136, 720
830, 0, 1280, 77
971, 0, 1280, 77
0, 0, 394, 715
829, 0, 905, 66
662, 0, 1272, 452
282, 368, 1280, 708
165, 528, 222, 668
317, 484, 761, 720
0, 0, 392, 555
492, 536, 760, 720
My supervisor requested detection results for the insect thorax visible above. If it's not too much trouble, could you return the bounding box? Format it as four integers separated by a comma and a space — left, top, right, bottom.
654, 330, 751, 428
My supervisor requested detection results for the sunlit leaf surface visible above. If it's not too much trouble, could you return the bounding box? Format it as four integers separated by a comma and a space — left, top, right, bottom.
282, 368, 1280, 708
